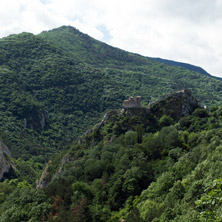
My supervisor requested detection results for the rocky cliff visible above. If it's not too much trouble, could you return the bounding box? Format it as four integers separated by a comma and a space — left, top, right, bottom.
24, 108, 49, 131
36, 154, 70, 189
0, 141, 11, 180
149, 89, 200, 120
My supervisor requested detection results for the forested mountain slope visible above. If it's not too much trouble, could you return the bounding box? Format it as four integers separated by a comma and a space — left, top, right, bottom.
0, 26, 222, 167
1, 90, 222, 221
41, 26, 214, 78
0, 25, 222, 184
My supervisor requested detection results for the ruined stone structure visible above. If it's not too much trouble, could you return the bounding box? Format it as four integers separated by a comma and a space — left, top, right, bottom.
123, 96, 141, 108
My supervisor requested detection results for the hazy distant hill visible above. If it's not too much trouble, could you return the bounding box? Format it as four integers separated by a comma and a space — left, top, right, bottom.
151, 57, 214, 77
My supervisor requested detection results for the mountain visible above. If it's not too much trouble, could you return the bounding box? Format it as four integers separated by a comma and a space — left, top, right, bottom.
39, 26, 222, 104
1, 25, 222, 221
1, 90, 222, 221
39, 26, 153, 67
0, 25, 222, 180
40, 26, 219, 78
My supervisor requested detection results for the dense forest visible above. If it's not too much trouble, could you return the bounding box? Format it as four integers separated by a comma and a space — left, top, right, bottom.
1, 26, 222, 221
2, 90, 222, 221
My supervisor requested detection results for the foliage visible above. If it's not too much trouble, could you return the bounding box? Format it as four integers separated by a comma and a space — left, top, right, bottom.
0, 26, 222, 162
0, 182, 51, 222
19, 106, 222, 221
2, 26, 222, 221
196, 179, 222, 221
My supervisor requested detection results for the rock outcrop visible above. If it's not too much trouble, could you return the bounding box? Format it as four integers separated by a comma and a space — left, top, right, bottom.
149, 89, 200, 121
0, 141, 11, 180
79, 89, 200, 146
24, 108, 49, 131
36, 154, 71, 189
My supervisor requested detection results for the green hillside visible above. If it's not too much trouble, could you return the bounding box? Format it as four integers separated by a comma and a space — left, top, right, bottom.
0, 26, 222, 164
1, 25, 222, 221
1, 90, 222, 221
39, 26, 153, 67
39, 26, 222, 103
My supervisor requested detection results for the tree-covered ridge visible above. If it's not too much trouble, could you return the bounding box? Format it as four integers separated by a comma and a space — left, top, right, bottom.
39, 26, 222, 104
37, 89, 200, 188
0, 31, 124, 163
2, 92, 222, 221
0, 25, 222, 183
41, 106, 222, 222
41, 26, 217, 78
1, 25, 222, 213
39, 26, 153, 68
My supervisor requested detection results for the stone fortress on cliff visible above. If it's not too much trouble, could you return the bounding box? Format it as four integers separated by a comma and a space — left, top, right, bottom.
122, 89, 200, 111
122, 96, 141, 108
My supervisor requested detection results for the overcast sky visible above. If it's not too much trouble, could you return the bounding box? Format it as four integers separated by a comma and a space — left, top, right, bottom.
1, 0, 222, 77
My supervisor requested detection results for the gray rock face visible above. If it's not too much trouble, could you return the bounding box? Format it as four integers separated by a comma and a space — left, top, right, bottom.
36, 163, 51, 189
36, 154, 70, 189
150, 89, 200, 121
0, 141, 11, 180
24, 109, 49, 131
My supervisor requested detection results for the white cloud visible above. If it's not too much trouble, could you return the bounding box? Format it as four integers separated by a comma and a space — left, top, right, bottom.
0, 0, 222, 77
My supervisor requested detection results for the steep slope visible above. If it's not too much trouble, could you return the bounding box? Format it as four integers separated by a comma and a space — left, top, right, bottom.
39, 26, 222, 104
36, 92, 222, 222
39, 26, 152, 67
3, 90, 222, 221
0, 26, 222, 184
0, 32, 124, 161
37, 89, 200, 189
